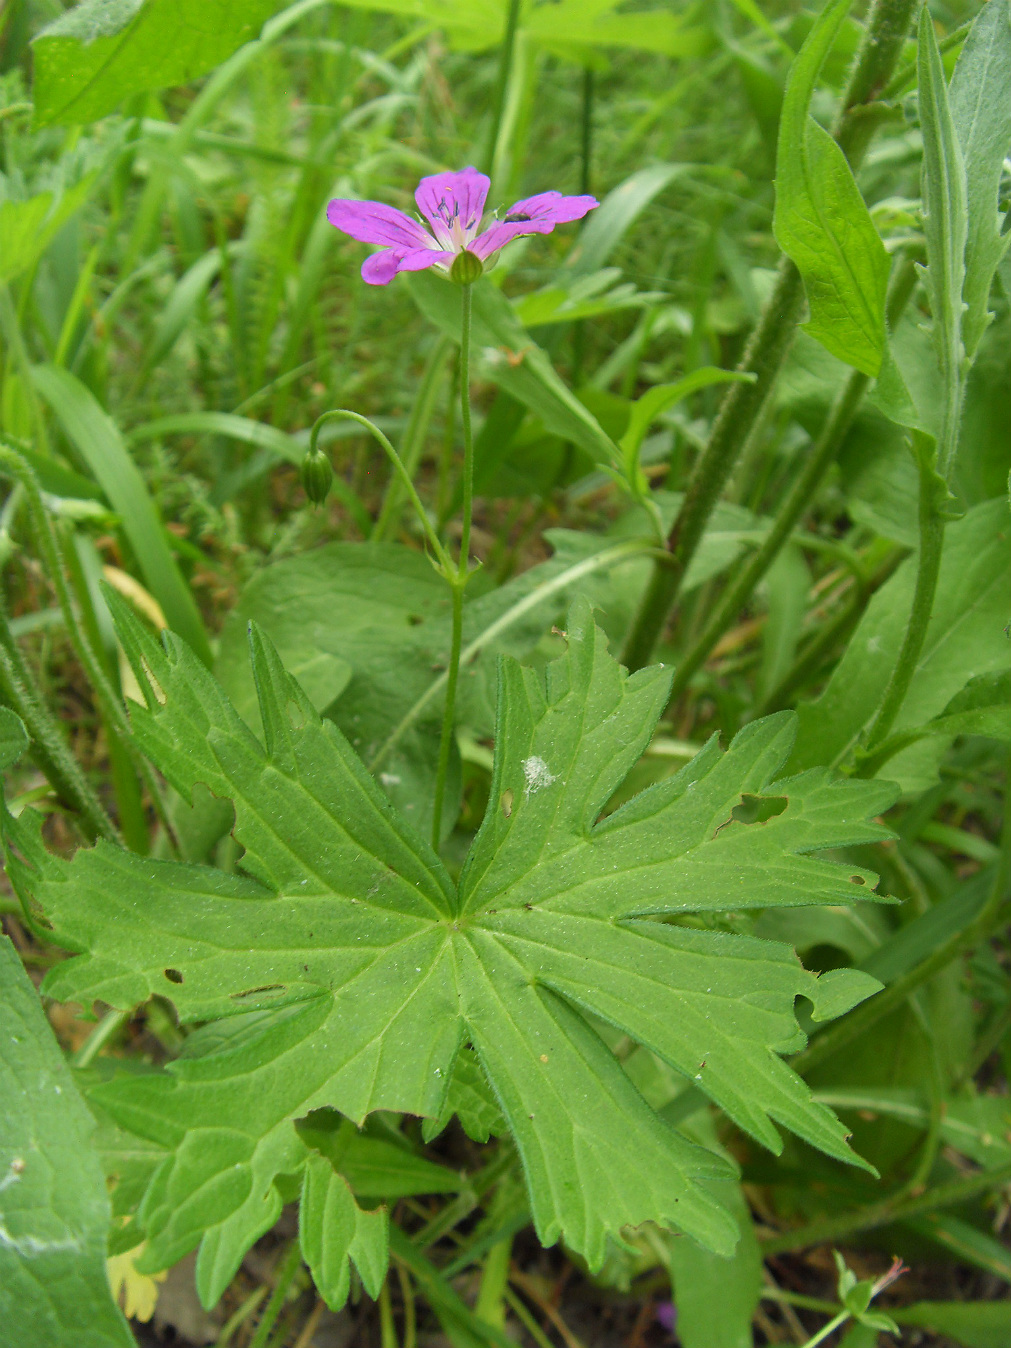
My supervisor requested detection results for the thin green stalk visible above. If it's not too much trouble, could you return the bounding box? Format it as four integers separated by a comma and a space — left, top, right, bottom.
958, 998, 1011, 1087
431, 283, 475, 851
619, 0, 921, 671
0, 444, 172, 839
794, 764, 1011, 1075
799, 1311, 850, 1348
760, 1156, 1011, 1255
215, 1288, 268, 1348
248, 1241, 303, 1348
72, 1007, 130, 1068
396, 1265, 417, 1348
431, 580, 463, 851
369, 540, 658, 776
0, 283, 48, 455
667, 372, 870, 701
758, 548, 907, 714
0, 609, 117, 844
571, 65, 595, 385
862, 450, 947, 752
483, 0, 523, 178
664, 256, 918, 702
373, 336, 452, 542
502, 1290, 555, 1348
457, 285, 475, 568
379, 1278, 400, 1348
475, 1235, 513, 1329
308, 411, 451, 569
620, 258, 806, 671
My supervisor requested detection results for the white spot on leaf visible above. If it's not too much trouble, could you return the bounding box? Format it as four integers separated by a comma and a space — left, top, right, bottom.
522, 756, 557, 797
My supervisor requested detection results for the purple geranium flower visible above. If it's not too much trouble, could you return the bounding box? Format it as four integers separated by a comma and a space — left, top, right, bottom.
327, 166, 598, 285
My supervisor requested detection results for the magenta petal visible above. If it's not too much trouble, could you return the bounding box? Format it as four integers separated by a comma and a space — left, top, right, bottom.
360, 250, 403, 285
327, 199, 432, 250
471, 218, 552, 260
360, 246, 445, 285
415, 167, 490, 241
506, 191, 599, 225
471, 191, 599, 260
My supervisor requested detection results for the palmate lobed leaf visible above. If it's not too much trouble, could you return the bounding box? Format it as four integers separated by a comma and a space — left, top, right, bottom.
11, 595, 894, 1306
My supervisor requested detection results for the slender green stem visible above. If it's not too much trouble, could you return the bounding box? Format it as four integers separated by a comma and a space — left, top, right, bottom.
72, 1007, 130, 1068
759, 548, 907, 713
308, 411, 451, 570
958, 997, 1011, 1087
862, 450, 947, 752
248, 1240, 302, 1348
0, 444, 173, 839
379, 1278, 400, 1348
621, 258, 806, 670
799, 1311, 850, 1348
619, 0, 921, 671
483, 0, 523, 178
667, 373, 870, 700
431, 580, 463, 852
397, 1265, 417, 1348
215, 1288, 268, 1348
0, 608, 118, 844
430, 284, 475, 851
760, 1157, 1011, 1255
369, 541, 658, 775
665, 256, 918, 701
457, 285, 475, 570
373, 336, 452, 542
794, 773, 1011, 1075
571, 66, 595, 386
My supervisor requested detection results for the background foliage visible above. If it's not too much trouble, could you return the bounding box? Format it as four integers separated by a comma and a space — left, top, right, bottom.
1, 1, 1011, 1346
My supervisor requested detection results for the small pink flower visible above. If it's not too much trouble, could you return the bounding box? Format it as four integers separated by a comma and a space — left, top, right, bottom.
327, 167, 598, 285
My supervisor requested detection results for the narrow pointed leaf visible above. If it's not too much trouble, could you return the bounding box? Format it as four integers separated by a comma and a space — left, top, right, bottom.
773, 0, 890, 375
949, 0, 1011, 358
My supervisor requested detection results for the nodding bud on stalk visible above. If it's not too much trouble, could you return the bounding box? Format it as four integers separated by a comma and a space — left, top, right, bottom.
300, 446, 333, 506
449, 250, 483, 286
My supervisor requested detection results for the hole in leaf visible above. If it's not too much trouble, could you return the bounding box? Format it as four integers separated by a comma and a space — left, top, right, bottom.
850, 874, 866, 885
731, 794, 788, 826
163, 968, 184, 984
501, 789, 514, 819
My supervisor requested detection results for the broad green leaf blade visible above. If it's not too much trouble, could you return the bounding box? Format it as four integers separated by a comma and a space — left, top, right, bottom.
669, 1179, 761, 1348
789, 499, 1011, 780
927, 669, 1011, 741
773, 0, 890, 374
407, 273, 618, 467
918, 10, 968, 415
0, 176, 98, 282
562, 164, 690, 278
23, 596, 892, 1290
949, 0, 1011, 358
0, 936, 134, 1348
31, 0, 279, 127
0, 708, 29, 770
895, 1298, 1011, 1347
619, 368, 755, 485
126, 412, 304, 467
300, 1154, 387, 1310
31, 364, 211, 666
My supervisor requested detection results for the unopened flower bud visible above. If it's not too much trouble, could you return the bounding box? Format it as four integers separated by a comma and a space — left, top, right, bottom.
300, 446, 333, 506
450, 250, 483, 286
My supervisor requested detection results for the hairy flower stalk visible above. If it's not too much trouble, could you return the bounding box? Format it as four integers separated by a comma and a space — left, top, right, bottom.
328, 169, 597, 847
